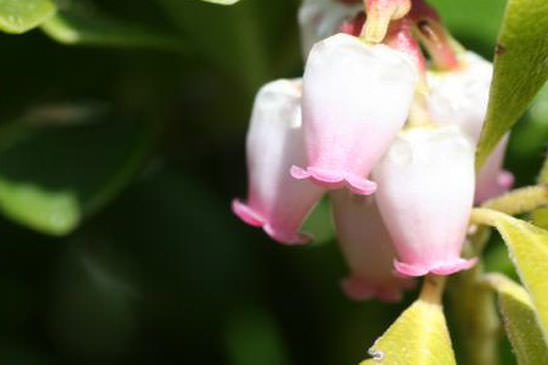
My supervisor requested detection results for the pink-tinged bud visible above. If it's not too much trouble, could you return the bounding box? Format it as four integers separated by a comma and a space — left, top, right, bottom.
232, 79, 325, 245
331, 190, 415, 302
475, 135, 514, 203
291, 34, 418, 195
373, 126, 477, 277
427, 52, 514, 202
298, 0, 363, 59
363, 0, 412, 42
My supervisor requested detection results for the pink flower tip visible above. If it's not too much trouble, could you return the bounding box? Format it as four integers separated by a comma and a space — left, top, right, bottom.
341, 276, 415, 303
290, 165, 377, 195
231, 199, 311, 245
394, 257, 478, 277
498, 170, 515, 190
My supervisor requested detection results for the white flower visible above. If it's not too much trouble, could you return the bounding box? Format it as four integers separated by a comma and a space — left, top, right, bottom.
232, 79, 325, 244
373, 125, 476, 276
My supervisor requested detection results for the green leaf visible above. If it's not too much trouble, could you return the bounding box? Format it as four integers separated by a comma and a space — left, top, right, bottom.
473, 209, 548, 343
156, 0, 270, 94
301, 197, 334, 246
201, 0, 240, 4
0, 0, 55, 34
511, 83, 548, 159
485, 274, 548, 365
361, 292, 456, 364
224, 310, 290, 365
476, 0, 548, 169
539, 148, 548, 184
428, 0, 505, 46
0, 112, 155, 236
533, 208, 548, 230
41, 12, 184, 52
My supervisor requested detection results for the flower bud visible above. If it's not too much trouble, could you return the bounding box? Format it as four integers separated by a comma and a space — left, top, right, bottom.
298, 0, 363, 59
291, 33, 418, 195
427, 51, 514, 203
331, 190, 415, 302
232, 79, 325, 245
373, 125, 477, 276
475, 136, 514, 203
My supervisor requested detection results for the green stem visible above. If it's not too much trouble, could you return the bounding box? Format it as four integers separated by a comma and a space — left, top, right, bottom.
448, 262, 500, 365
420, 274, 446, 304
482, 185, 548, 215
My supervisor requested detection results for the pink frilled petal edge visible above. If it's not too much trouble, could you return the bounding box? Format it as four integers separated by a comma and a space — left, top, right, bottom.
394, 257, 478, 277
290, 165, 377, 195
341, 276, 415, 303
498, 170, 515, 190
231, 199, 311, 245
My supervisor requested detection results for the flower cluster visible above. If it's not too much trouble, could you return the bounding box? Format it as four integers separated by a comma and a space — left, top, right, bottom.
232, 0, 513, 302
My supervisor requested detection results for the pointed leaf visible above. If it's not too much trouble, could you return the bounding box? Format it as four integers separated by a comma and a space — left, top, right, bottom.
485, 274, 548, 365
476, 0, 548, 169
0, 0, 55, 34
0, 112, 155, 236
474, 209, 548, 342
361, 298, 456, 364
41, 11, 184, 52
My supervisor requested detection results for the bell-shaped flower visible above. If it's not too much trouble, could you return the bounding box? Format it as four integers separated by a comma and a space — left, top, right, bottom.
298, 0, 362, 59
427, 51, 514, 203
291, 33, 418, 195
232, 79, 325, 245
331, 190, 415, 302
373, 125, 477, 277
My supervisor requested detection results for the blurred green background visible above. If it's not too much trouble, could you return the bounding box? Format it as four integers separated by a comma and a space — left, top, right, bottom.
0, 0, 546, 364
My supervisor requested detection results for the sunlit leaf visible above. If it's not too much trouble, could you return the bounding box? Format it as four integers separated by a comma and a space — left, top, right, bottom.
0, 114, 155, 236
361, 288, 456, 364
472, 208, 548, 343
533, 208, 548, 230
41, 12, 184, 52
485, 274, 548, 365
476, 0, 548, 169
0, 0, 55, 34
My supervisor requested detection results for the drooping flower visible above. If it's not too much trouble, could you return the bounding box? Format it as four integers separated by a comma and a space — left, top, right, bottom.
291, 33, 418, 195
232, 79, 325, 245
427, 51, 514, 203
298, 0, 362, 59
373, 125, 477, 276
331, 190, 415, 302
